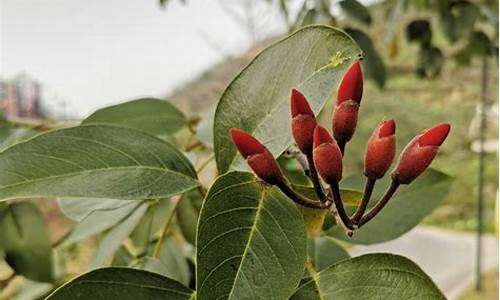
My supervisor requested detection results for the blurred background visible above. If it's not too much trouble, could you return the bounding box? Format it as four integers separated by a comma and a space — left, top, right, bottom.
1, 0, 498, 299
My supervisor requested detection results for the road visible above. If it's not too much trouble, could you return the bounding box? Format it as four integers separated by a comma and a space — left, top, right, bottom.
350, 226, 498, 300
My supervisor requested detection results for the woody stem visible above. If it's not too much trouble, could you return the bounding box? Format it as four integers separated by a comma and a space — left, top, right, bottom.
330, 182, 354, 232
351, 177, 376, 225
358, 180, 400, 227
276, 181, 328, 209
305, 153, 328, 203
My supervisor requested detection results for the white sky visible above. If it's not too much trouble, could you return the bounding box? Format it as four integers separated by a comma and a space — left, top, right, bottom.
1, 0, 288, 117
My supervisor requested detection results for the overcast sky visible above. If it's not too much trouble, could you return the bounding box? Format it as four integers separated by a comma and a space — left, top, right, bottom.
1, 0, 288, 117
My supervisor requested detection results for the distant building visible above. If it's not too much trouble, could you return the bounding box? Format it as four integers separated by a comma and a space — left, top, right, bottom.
0, 73, 44, 119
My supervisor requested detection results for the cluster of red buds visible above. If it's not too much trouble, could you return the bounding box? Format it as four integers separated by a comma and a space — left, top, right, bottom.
230, 61, 450, 236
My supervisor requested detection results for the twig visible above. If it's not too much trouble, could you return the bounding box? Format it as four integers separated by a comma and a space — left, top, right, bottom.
358, 180, 400, 227
276, 182, 328, 209
153, 197, 181, 258
305, 153, 328, 202
330, 182, 354, 234
351, 178, 376, 225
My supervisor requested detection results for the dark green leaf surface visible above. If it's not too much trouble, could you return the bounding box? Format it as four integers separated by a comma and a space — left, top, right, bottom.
291, 253, 445, 300
0, 202, 53, 282
308, 237, 349, 271
45, 267, 194, 300
0, 124, 198, 202
214, 25, 361, 173
196, 171, 307, 300
328, 169, 452, 244
83, 98, 187, 135
339, 0, 372, 25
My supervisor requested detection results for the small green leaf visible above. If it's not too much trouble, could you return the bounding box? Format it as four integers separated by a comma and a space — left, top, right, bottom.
62, 200, 141, 246
177, 189, 203, 245
196, 171, 307, 300
90, 203, 148, 268
214, 25, 361, 173
308, 236, 349, 271
46, 267, 194, 300
58, 198, 137, 222
328, 169, 452, 244
339, 0, 372, 26
0, 124, 198, 202
0, 202, 53, 282
156, 238, 191, 286
291, 253, 445, 299
83, 98, 187, 135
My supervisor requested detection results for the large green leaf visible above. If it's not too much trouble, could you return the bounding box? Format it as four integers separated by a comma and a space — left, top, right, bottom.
196, 171, 307, 300
291, 253, 445, 299
45, 267, 194, 300
83, 98, 187, 135
0, 202, 53, 282
0, 124, 198, 202
328, 169, 452, 244
214, 25, 361, 173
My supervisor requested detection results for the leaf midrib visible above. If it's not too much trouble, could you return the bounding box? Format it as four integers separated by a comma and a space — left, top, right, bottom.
0, 165, 198, 199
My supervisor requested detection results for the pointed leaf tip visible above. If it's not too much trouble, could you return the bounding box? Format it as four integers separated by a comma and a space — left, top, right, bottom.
378, 119, 396, 138
291, 89, 314, 117
337, 60, 363, 104
419, 123, 451, 146
230, 128, 266, 158
313, 125, 334, 148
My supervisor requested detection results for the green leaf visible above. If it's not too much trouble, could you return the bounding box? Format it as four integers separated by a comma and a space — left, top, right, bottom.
328, 169, 452, 244
90, 202, 148, 268
58, 198, 137, 221
345, 28, 386, 88
291, 253, 445, 299
129, 198, 172, 252
308, 237, 349, 271
0, 127, 37, 151
339, 0, 372, 26
406, 19, 432, 46
155, 238, 191, 286
0, 124, 198, 202
417, 45, 443, 78
0, 202, 53, 282
83, 98, 187, 135
177, 189, 203, 245
46, 267, 194, 300
214, 25, 361, 173
196, 171, 307, 300
62, 200, 142, 246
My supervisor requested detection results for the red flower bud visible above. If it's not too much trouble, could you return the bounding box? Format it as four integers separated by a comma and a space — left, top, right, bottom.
337, 60, 363, 104
230, 128, 284, 185
364, 120, 396, 179
312, 125, 343, 184
291, 89, 317, 153
392, 123, 450, 184
332, 61, 363, 145
332, 100, 359, 145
